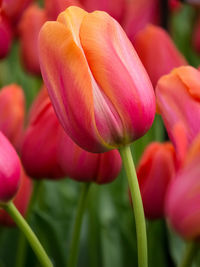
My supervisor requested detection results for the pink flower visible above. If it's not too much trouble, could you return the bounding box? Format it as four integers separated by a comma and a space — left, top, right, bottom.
38, 6, 155, 153
137, 142, 176, 219
0, 11, 12, 59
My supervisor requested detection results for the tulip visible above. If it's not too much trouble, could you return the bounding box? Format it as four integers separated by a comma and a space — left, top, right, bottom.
39, 6, 155, 153
81, 0, 125, 23
192, 16, 200, 54
0, 11, 12, 59
165, 151, 200, 240
136, 142, 176, 219
134, 25, 187, 87
0, 167, 32, 226
0, 84, 25, 150
58, 127, 121, 184
45, 0, 82, 21
156, 66, 200, 162
2, 0, 33, 23
0, 132, 21, 203
122, 0, 160, 43
21, 88, 65, 179
18, 4, 47, 75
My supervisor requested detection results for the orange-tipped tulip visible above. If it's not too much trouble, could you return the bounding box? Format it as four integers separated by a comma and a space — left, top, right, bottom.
137, 142, 176, 219
21, 88, 65, 179
58, 127, 122, 184
39, 6, 155, 153
0, 11, 12, 59
134, 25, 187, 87
18, 4, 47, 75
0, 84, 25, 150
0, 167, 32, 226
156, 66, 200, 163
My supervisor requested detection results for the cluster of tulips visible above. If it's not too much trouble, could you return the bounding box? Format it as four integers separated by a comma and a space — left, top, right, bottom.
0, 0, 200, 267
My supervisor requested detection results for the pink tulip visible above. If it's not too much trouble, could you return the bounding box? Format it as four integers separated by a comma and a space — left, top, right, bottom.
134, 25, 187, 87
0, 167, 32, 226
0, 132, 21, 203
122, 0, 160, 43
156, 66, 200, 164
21, 88, 65, 179
58, 127, 121, 184
165, 147, 200, 239
0, 11, 12, 59
0, 84, 25, 150
136, 142, 176, 219
18, 4, 47, 75
39, 6, 155, 153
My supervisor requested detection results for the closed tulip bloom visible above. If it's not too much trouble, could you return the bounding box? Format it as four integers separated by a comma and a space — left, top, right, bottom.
134, 25, 187, 87
58, 127, 121, 184
165, 151, 200, 239
122, 0, 160, 43
0, 167, 32, 226
18, 4, 47, 75
0, 132, 21, 203
45, 0, 82, 21
156, 66, 200, 156
39, 6, 155, 153
0, 11, 12, 59
137, 142, 176, 219
21, 88, 65, 179
0, 84, 25, 150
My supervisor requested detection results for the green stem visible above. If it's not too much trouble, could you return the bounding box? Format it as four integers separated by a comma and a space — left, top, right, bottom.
4, 201, 53, 267
67, 183, 91, 267
119, 145, 148, 267
15, 181, 42, 267
179, 242, 198, 267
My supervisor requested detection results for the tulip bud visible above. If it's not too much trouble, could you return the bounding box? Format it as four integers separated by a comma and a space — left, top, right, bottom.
0, 11, 12, 59
0, 132, 21, 203
0, 84, 25, 150
58, 127, 122, 184
134, 25, 187, 87
0, 167, 32, 226
2, 0, 33, 23
136, 142, 176, 219
21, 88, 65, 179
45, 0, 82, 21
18, 4, 47, 75
122, 0, 160, 43
39, 6, 155, 153
165, 151, 200, 240
156, 66, 200, 157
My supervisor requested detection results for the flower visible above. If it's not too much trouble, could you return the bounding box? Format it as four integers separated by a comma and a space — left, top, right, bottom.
156, 66, 200, 164
39, 6, 155, 153
21, 87, 65, 179
18, 4, 47, 75
0, 132, 21, 203
136, 142, 176, 219
134, 24, 187, 87
0, 84, 25, 150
